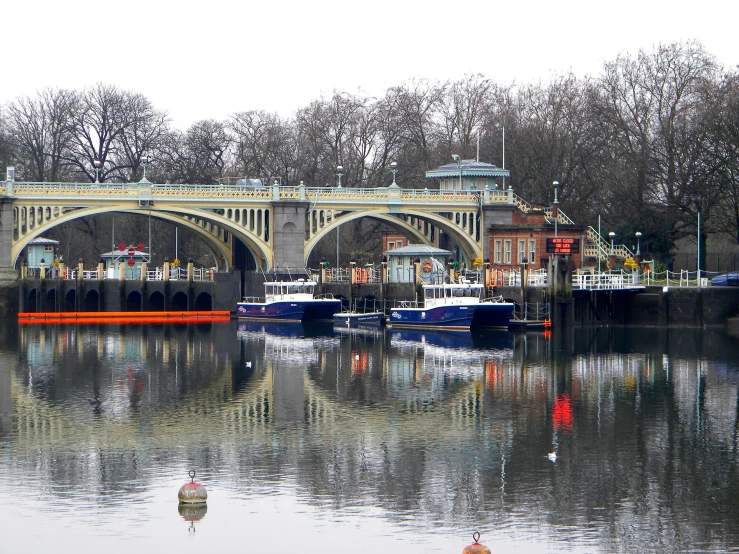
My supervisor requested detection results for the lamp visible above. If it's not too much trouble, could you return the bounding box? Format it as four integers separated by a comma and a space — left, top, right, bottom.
390, 161, 397, 185
452, 154, 461, 190
141, 155, 150, 182
93, 159, 102, 183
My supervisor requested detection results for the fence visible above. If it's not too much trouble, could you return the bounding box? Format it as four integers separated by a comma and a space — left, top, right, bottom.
23, 265, 214, 282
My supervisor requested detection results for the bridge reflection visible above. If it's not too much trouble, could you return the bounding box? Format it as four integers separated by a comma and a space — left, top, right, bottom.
3, 323, 739, 546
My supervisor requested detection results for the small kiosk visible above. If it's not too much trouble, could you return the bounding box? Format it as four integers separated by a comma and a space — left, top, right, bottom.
383, 244, 451, 283
100, 243, 149, 279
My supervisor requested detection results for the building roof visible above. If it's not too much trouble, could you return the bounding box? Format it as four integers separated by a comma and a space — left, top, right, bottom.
383, 244, 452, 256
100, 248, 149, 258
27, 237, 59, 245
425, 159, 510, 179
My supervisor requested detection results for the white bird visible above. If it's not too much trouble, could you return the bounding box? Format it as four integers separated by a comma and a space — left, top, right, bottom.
548, 452, 557, 463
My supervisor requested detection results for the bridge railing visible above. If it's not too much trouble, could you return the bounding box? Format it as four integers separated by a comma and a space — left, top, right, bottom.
23, 266, 215, 282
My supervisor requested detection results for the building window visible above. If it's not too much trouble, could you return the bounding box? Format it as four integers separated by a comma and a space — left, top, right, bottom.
494, 240, 502, 264
388, 242, 395, 250
529, 240, 536, 264
504, 240, 512, 264
518, 240, 526, 264
44, 245, 54, 252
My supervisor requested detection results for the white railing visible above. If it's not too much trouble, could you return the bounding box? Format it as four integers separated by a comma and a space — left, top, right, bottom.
326, 267, 351, 283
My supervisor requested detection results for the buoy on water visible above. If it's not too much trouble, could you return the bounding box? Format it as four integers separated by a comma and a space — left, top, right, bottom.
462, 532, 491, 554
178, 470, 208, 504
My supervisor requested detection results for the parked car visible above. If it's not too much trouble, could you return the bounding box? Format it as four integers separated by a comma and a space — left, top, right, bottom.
710, 273, 739, 286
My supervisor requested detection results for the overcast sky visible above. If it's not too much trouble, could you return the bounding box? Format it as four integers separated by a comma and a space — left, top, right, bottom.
4, 0, 738, 129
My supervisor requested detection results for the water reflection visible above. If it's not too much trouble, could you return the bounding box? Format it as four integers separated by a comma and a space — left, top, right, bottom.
1, 322, 739, 552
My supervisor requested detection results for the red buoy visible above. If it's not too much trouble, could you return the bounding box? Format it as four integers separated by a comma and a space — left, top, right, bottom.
178, 470, 208, 504
462, 532, 491, 554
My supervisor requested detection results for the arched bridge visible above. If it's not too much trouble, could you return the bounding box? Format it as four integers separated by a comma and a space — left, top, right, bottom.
1, 175, 557, 271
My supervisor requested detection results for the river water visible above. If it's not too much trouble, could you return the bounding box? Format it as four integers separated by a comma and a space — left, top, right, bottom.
1, 321, 738, 553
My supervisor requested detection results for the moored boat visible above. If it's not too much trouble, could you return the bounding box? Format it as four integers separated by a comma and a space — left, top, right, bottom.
236, 279, 341, 322
388, 281, 513, 331
333, 311, 385, 327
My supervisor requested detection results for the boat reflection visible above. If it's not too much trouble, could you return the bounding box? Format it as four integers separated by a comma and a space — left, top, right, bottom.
236, 320, 335, 338
389, 328, 512, 352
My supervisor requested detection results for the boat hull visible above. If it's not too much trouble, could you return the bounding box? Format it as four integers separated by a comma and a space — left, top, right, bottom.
470, 303, 515, 329
333, 312, 385, 327
236, 299, 341, 322
236, 301, 305, 321
303, 299, 343, 321
389, 303, 513, 330
389, 305, 475, 330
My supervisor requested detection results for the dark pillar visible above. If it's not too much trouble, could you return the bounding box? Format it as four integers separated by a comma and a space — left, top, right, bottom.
548, 254, 574, 328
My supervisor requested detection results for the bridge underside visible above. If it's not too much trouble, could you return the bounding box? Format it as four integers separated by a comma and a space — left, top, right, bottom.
10, 197, 484, 271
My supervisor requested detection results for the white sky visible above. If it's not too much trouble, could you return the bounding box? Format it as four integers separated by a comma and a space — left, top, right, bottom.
4, 0, 738, 129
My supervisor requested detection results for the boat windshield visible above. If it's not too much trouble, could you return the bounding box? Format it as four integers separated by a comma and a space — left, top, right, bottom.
265, 281, 316, 296
423, 283, 483, 301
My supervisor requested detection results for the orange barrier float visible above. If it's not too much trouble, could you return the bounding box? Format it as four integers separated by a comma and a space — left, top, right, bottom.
18, 311, 231, 325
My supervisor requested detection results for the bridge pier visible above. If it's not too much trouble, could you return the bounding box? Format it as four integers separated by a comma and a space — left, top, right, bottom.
0, 196, 19, 316
272, 201, 309, 270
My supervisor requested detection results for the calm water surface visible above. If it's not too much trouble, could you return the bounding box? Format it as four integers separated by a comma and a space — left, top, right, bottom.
1, 321, 738, 553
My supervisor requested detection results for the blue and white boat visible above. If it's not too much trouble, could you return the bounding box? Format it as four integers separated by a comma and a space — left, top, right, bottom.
236, 279, 341, 322
333, 298, 386, 328
333, 311, 385, 327
388, 281, 514, 330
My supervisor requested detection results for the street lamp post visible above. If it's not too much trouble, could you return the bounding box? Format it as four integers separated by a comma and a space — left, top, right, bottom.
390, 161, 397, 185
635, 231, 642, 260
692, 193, 701, 283
501, 125, 506, 189
141, 155, 150, 182
93, 159, 102, 183
521, 256, 529, 320
452, 154, 462, 190
552, 181, 559, 237
336, 165, 343, 268
608, 231, 616, 271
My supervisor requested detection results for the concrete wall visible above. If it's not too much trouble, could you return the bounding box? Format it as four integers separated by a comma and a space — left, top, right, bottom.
571, 286, 739, 327
17, 274, 240, 313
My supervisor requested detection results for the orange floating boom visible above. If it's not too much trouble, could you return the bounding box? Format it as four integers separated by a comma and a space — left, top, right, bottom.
19, 311, 231, 320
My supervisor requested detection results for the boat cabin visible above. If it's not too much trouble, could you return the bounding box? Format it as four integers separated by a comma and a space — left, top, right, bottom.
264, 280, 317, 301
423, 282, 485, 308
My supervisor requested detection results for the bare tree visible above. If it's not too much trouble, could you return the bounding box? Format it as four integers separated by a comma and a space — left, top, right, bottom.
63, 84, 169, 182
6, 88, 78, 181
591, 41, 720, 257
159, 120, 231, 184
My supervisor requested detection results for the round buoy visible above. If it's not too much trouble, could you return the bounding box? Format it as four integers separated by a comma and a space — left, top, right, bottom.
462, 532, 491, 554
178, 502, 208, 522
178, 470, 208, 504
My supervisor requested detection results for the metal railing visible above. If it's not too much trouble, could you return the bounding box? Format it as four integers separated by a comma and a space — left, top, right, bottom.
24, 265, 214, 282
513, 302, 551, 322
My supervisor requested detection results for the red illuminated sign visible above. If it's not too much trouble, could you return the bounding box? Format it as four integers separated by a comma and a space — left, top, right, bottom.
546, 237, 580, 254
